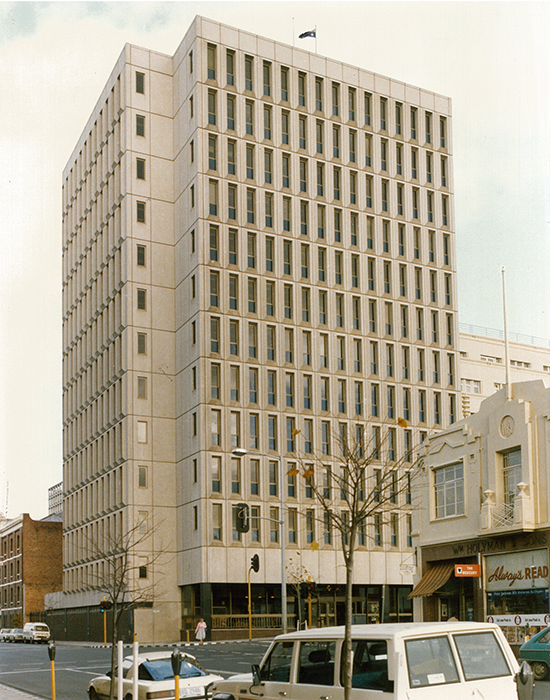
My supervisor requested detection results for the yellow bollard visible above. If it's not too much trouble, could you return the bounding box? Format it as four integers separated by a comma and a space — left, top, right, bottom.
48, 641, 56, 700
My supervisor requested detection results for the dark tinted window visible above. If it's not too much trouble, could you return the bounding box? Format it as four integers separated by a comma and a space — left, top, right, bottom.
260, 641, 294, 682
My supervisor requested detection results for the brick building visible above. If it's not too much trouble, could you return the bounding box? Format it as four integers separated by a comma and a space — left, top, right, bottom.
0, 513, 63, 627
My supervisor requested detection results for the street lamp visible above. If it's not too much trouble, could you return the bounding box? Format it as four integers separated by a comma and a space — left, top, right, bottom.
232, 447, 287, 633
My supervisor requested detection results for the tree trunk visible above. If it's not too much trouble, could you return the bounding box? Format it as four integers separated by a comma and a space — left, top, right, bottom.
343, 549, 354, 700
108, 603, 118, 700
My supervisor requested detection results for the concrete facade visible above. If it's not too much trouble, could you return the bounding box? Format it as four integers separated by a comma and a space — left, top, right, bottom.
61, 16, 457, 641
459, 325, 550, 417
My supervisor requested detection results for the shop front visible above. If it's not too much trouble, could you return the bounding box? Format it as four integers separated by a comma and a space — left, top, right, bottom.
412, 531, 550, 637
485, 547, 550, 646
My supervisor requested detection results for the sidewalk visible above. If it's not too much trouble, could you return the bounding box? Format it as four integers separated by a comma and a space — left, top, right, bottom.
0, 685, 41, 699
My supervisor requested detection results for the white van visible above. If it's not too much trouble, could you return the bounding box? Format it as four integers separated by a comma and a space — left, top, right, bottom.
211, 622, 534, 700
23, 622, 51, 643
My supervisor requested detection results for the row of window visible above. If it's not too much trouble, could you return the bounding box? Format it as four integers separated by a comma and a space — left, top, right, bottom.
186, 48, 448, 146
204, 356, 456, 408
201, 305, 455, 351
198, 395, 456, 455
0, 560, 20, 584
199, 261, 453, 310
207, 501, 413, 549
197, 120, 449, 184
207, 454, 414, 504
177, 219, 452, 270
189, 175, 451, 229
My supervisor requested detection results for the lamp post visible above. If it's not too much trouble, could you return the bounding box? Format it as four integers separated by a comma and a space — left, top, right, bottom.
232, 448, 287, 634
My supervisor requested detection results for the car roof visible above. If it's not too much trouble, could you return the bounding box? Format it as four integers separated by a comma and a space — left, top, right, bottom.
124, 650, 198, 663
272, 622, 502, 642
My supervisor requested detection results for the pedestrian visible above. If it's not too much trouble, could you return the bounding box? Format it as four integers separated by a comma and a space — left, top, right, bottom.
195, 618, 207, 644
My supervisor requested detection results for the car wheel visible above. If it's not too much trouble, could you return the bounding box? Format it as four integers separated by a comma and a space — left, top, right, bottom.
124, 694, 133, 700
531, 661, 549, 681
88, 689, 100, 700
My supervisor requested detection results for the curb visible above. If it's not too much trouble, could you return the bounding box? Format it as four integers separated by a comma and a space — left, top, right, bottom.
0, 684, 42, 700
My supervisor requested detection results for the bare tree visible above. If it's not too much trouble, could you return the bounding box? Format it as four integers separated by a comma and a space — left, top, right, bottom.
297, 420, 423, 700
286, 554, 314, 628
86, 516, 167, 700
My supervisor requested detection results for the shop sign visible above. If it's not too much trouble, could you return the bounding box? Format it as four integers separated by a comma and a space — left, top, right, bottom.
455, 564, 481, 577
485, 549, 549, 592
487, 613, 550, 627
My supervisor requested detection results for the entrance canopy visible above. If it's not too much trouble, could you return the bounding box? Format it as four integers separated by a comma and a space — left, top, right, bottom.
408, 563, 454, 598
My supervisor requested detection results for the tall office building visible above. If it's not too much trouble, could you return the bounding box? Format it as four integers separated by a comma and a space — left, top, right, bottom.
61, 16, 457, 641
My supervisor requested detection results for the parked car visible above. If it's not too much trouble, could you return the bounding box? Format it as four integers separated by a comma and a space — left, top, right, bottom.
211, 622, 534, 700
23, 622, 51, 643
0, 628, 10, 642
520, 626, 550, 680
87, 649, 223, 700
9, 628, 25, 643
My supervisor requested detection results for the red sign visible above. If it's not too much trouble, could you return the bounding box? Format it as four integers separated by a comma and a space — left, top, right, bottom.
455, 564, 481, 577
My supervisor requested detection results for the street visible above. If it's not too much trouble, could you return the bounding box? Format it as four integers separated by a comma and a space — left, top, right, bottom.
0, 639, 547, 699
0, 639, 272, 699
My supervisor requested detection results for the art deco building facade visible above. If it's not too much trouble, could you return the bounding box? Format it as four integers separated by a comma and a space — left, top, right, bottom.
61, 16, 457, 640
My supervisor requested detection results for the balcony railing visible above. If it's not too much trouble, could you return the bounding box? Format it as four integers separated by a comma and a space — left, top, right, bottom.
212, 614, 294, 630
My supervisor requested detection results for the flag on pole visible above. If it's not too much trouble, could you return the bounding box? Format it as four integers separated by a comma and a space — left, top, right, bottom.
299, 29, 316, 39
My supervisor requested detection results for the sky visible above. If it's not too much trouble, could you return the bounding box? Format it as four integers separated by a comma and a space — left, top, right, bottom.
0, 1, 549, 520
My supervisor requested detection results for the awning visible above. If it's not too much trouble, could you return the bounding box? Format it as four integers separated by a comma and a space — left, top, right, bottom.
408, 563, 455, 599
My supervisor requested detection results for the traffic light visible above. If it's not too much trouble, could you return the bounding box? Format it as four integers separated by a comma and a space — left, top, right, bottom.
236, 503, 250, 533
251, 554, 260, 572
99, 600, 112, 613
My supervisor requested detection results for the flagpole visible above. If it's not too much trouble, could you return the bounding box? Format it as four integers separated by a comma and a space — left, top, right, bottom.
315, 25, 317, 53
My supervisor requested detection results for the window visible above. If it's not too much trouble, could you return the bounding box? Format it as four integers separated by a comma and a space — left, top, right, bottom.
227, 94, 235, 130
267, 326, 276, 361
440, 116, 447, 148
250, 460, 260, 495
229, 319, 239, 355
405, 637, 459, 688
380, 97, 387, 130
212, 503, 222, 541
210, 317, 219, 353
228, 184, 237, 220
207, 43, 216, 80
281, 66, 289, 101
137, 376, 147, 399
503, 448, 522, 507
334, 209, 342, 242
137, 288, 146, 310
366, 175, 373, 208
316, 120, 324, 154
136, 244, 146, 267
209, 270, 219, 307
264, 149, 273, 184
332, 124, 340, 158
333, 167, 341, 200
435, 462, 464, 518
302, 330, 311, 365
267, 369, 277, 405
303, 377, 312, 411
208, 89, 217, 125
269, 456, 278, 492
425, 111, 432, 143
282, 153, 290, 188
137, 332, 147, 355
136, 114, 145, 137
348, 87, 356, 121
246, 144, 254, 179
245, 100, 254, 135
298, 72, 306, 106
136, 71, 145, 94
211, 410, 221, 447
211, 363, 220, 399
332, 82, 340, 116
264, 105, 272, 140
266, 280, 275, 316
300, 160, 308, 193
226, 49, 235, 85
136, 158, 146, 180
263, 61, 271, 96
410, 107, 417, 139
245, 55, 254, 91
249, 368, 258, 404
284, 285, 293, 320
317, 205, 325, 239
282, 111, 290, 144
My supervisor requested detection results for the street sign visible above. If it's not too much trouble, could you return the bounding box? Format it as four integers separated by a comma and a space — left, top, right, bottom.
455, 564, 481, 577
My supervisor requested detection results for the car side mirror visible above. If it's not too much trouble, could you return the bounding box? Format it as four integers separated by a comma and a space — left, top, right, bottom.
252, 664, 261, 686
515, 661, 534, 700
107, 670, 113, 678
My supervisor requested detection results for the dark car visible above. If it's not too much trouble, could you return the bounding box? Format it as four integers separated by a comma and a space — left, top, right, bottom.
519, 626, 550, 680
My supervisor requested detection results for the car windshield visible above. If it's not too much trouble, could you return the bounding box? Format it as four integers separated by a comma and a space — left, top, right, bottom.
140, 658, 206, 681
34, 625, 49, 632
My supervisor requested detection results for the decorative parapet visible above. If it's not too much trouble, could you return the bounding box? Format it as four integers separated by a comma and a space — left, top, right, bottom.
513, 482, 534, 527
480, 490, 495, 530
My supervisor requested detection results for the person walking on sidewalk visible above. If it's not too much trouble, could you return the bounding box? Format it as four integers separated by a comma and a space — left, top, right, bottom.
195, 618, 207, 644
